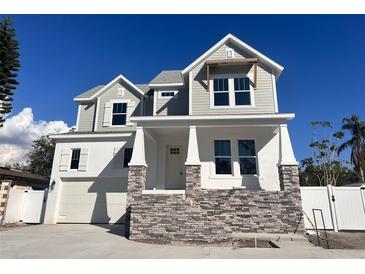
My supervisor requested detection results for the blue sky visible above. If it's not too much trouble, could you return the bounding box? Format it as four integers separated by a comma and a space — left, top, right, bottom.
4, 15, 365, 162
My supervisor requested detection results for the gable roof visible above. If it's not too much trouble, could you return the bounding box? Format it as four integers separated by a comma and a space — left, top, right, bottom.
149, 70, 184, 87
74, 74, 145, 102
74, 85, 105, 100
135, 84, 151, 93
182, 33, 284, 79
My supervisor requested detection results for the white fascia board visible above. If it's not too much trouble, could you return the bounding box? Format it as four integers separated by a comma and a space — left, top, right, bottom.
182, 33, 284, 79
73, 97, 96, 102
49, 132, 134, 139
73, 74, 144, 102
130, 113, 295, 122
149, 83, 184, 87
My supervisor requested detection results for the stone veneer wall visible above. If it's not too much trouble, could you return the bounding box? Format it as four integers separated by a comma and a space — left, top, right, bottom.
0, 180, 12, 225
128, 165, 303, 242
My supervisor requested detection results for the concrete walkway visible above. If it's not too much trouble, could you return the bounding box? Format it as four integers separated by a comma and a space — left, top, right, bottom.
1, 224, 364, 259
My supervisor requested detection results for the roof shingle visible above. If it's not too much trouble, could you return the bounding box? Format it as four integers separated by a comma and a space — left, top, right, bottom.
74, 85, 105, 99
149, 70, 183, 85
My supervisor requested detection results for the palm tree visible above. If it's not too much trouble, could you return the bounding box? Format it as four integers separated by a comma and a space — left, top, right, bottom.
338, 115, 365, 182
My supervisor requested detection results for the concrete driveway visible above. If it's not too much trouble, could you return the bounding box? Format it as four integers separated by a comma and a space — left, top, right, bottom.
1, 224, 365, 259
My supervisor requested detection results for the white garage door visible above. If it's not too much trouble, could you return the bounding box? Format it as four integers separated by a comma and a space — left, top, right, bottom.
58, 179, 127, 224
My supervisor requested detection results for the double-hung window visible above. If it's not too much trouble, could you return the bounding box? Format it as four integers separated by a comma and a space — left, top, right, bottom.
234, 77, 251, 105
112, 103, 127, 126
213, 78, 229, 106
238, 140, 257, 175
70, 148, 81, 170
123, 148, 133, 168
214, 140, 232, 174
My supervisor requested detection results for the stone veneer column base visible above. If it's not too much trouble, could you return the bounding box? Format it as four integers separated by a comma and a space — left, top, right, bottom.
0, 180, 12, 225
278, 164, 304, 233
127, 165, 147, 207
185, 165, 201, 201
126, 165, 146, 239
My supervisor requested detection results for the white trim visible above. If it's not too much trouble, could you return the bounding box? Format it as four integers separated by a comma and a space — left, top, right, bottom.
68, 148, 81, 172
188, 71, 192, 115
74, 74, 144, 102
213, 138, 233, 176
131, 113, 295, 122
149, 83, 184, 87
109, 99, 131, 128
182, 33, 284, 79
75, 105, 81, 131
153, 88, 157, 116
210, 136, 260, 179
94, 97, 100, 131
49, 132, 134, 139
237, 139, 258, 175
157, 90, 178, 99
208, 73, 255, 109
271, 72, 279, 113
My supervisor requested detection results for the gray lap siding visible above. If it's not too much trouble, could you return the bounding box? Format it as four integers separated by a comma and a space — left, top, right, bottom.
191, 43, 276, 115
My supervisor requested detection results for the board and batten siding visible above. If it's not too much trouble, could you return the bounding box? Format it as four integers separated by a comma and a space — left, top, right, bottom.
191, 42, 277, 115
77, 103, 96, 132
155, 88, 189, 116
95, 81, 142, 132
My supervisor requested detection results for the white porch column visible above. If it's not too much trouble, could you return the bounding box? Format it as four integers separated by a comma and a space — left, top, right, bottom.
129, 126, 147, 167
278, 124, 298, 166
185, 125, 201, 165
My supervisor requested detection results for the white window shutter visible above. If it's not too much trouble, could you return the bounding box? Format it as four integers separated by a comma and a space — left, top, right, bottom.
78, 148, 89, 171
113, 147, 122, 169
102, 102, 112, 127
127, 101, 135, 125
59, 148, 70, 171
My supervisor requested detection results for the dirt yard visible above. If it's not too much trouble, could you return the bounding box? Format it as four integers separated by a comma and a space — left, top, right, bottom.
307, 231, 365, 249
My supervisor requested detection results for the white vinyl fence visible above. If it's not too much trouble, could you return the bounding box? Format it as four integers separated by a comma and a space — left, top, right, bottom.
301, 185, 365, 231
4, 188, 48, 224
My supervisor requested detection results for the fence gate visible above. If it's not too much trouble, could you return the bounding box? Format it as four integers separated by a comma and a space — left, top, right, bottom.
300, 187, 334, 230
4, 188, 47, 224
301, 185, 365, 231
332, 186, 365, 230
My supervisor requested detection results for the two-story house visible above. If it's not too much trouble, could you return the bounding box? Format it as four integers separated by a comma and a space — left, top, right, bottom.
44, 34, 303, 242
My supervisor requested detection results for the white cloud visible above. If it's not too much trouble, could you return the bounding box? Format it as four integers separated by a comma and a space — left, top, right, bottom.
0, 108, 70, 166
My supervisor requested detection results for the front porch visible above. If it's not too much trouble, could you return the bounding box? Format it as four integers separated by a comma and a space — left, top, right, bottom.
129, 114, 298, 192
126, 114, 304, 242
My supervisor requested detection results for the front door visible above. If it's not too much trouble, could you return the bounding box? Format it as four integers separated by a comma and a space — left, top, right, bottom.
165, 145, 184, 189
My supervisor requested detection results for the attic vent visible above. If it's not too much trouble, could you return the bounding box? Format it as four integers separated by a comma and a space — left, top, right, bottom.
117, 87, 125, 97
226, 48, 234, 59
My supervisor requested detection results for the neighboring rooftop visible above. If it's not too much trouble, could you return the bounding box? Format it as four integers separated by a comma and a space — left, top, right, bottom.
149, 70, 183, 86
0, 167, 49, 182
